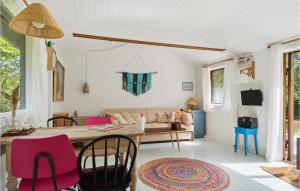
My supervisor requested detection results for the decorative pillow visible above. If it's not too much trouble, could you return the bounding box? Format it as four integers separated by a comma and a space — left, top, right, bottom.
175, 111, 183, 123
109, 113, 128, 124
169, 112, 176, 122
157, 112, 169, 123
182, 112, 193, 125
122, 112, 136, 124
111, 118, 119, 125
131, 113, 142, 123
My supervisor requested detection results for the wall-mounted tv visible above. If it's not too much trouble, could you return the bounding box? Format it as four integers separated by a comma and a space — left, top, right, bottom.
241, 89, 263, 106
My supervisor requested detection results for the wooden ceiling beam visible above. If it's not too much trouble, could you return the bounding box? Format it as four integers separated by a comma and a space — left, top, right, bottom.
72, 33, 226, 52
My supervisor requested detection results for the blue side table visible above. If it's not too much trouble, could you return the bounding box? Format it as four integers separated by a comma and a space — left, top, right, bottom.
234, 127, 258, 156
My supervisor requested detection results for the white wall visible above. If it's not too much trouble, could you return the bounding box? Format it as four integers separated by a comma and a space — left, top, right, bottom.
54, 38, 197, 115
203, 49, 270, 156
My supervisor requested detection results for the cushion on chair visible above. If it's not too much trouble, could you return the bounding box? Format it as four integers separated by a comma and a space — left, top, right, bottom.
18, 169, 79, 191
80, 165, 130, 190
84, 117, 112, 125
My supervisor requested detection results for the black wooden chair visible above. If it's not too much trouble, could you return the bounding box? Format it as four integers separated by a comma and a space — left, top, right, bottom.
77, 134, 137, 191
47, 116, 78, 128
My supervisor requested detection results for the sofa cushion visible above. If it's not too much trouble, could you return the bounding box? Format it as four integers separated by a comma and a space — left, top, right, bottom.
121, 112, 136, 124
145, 123, 169, 129
146, 108, 180, 123
105, 108, 147, 123
157, 112, 169, 123
131, 113, 142, 123
169, 112, 176, 122
182, 112, 193, 125
109, 113, 128, 124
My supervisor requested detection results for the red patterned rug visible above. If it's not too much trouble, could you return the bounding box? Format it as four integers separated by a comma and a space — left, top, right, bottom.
138, 158, 230, 191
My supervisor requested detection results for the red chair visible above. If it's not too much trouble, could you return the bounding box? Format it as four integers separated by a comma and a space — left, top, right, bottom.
11, 134, 79, 191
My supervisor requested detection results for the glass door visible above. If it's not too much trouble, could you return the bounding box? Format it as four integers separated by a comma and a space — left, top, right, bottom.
283, 51, 300, 162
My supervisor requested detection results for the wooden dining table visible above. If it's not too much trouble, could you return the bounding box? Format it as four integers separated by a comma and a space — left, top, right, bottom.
0, 125, 144, 191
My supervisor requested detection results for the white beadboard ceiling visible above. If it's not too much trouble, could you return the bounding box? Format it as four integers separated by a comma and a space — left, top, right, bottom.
22, 0, 300, 63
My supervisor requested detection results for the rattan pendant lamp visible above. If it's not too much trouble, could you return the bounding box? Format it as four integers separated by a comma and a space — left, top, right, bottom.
9, 1, 64, 39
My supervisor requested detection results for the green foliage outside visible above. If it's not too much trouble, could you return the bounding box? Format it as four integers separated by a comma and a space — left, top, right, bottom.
211, 69, 224, 88
293, 53, 300, 120
285, 52, 300, 121
211, 69, 224, 103
0, 37, 20, 112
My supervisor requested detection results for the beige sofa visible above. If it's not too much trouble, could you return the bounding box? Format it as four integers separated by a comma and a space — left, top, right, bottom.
104, 108, 194, 143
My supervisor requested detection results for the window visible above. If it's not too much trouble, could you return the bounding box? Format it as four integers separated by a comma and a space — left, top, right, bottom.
210, 68, 224, 104
0, 3, 26, 113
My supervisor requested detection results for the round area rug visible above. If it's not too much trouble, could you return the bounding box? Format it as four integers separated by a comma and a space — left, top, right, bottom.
138, 158, 230, 191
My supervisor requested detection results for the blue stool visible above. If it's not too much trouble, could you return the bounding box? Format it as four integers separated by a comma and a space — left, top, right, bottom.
234, 127, 258, 156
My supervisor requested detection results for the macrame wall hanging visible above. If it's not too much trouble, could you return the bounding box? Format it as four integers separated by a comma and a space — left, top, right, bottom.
117, 53, 158, 96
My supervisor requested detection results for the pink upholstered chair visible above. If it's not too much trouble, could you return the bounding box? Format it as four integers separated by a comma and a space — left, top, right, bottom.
84, 116, 112, 126
11, 134, 79, 191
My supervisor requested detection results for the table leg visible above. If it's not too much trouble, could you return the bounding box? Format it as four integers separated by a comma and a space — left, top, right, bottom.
6, 145, 17, 191
254, 134, 258, 155
244, 134, 248, 156
175, 132, 180, 151
130, 136, 139, 191
137, 135, 142, 149
234, 133, 238, 152
169, 132, 174, 148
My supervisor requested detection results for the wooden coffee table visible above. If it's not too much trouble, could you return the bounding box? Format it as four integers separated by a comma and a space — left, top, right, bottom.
142, 127, 189, 151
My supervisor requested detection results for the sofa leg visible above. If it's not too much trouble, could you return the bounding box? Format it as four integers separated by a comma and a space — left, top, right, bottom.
191, 132, 194, 141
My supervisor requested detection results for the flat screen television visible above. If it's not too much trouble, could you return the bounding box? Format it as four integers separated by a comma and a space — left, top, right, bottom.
241, 89, 263, 106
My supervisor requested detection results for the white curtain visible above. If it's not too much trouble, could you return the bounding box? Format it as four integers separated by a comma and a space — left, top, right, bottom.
223, 60, 236, 112
202, 60, 237, 114
26, 37, 51, 127
266, 44, 283, 162
202, 67, 210, 111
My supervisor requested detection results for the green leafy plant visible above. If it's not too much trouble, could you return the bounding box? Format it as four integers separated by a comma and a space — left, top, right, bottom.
47, 40, 55, 47
0, 37, 21, 112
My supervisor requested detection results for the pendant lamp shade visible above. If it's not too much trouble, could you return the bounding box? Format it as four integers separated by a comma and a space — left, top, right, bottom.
82, 82, 90, 93
9, 3, 64, 39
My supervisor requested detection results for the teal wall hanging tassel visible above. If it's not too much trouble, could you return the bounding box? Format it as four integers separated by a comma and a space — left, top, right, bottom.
118, 53, 157, 96
121, 72, 153, 96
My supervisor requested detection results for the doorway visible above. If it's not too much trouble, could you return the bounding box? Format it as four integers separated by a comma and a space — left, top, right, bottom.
283, 50, 300, 162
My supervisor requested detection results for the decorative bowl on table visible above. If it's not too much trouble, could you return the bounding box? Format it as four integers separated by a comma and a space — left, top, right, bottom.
170, 122, 181, 130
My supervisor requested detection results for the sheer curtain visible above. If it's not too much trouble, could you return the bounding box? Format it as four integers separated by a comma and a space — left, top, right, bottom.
26, 37, 52, 127
202, 67, 210, 111
266, 44, 283, 162
202, 59, 237, 114
223, 60, 237, 113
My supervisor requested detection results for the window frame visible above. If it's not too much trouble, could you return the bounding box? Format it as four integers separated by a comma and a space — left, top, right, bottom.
0, 2, 26, 115
210, 67, 225, 105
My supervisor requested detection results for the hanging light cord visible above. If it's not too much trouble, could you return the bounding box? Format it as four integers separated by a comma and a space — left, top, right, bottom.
87, 43, 127, 52
85, 51, 88, 82
22, 0, 29, 6
85, 43, 127, 81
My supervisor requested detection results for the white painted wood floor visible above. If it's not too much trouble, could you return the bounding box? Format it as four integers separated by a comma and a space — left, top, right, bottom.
134, 138, 298, 191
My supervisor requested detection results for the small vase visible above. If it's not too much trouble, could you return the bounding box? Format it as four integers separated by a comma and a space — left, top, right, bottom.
11, 111, 17, 131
